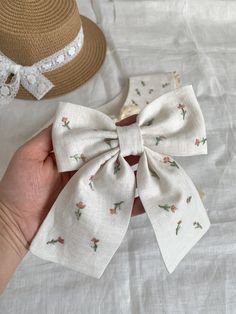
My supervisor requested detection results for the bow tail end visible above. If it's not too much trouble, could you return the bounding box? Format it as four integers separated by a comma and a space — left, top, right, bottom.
30, 153, 136, 278
137, 150, 211, 273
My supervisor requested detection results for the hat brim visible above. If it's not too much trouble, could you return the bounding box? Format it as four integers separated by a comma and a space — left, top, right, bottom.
16, 16, 106, 100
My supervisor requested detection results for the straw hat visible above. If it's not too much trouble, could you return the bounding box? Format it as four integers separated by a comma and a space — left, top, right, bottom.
0, 0, 106, 99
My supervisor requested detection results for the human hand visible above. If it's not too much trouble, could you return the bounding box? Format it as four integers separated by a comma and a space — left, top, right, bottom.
0, 115, 144, 245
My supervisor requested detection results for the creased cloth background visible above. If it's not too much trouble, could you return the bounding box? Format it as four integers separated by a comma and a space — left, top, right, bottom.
0, 0, 236, 313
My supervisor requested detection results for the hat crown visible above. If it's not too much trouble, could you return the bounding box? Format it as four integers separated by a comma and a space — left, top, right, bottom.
0, 0, 82, 65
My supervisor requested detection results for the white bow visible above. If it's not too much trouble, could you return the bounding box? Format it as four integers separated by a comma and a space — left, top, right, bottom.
0, 27, 84, 105
30, 85, 210, 278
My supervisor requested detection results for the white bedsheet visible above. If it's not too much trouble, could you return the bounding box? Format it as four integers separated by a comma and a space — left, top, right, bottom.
0, 0, 236, 313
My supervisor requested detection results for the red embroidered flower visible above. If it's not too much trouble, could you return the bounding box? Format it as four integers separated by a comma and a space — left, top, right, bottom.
177, 220, 182, 225
58, 236, 64, 244
80, 154, 87, 162
177, 104, 185, 109
76, 201, 86, 209
171, 205, 177, 213
163, 156, 170, 163
195, 138, 201, 146
62, 117, 68, 123
110, 208, 117, 215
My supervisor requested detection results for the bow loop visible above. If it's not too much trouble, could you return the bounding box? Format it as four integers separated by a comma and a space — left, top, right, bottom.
138, 85, 207, 157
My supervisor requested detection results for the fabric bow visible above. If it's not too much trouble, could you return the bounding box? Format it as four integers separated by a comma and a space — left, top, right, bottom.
0, 54, 54, 105
30, 85, 210, 278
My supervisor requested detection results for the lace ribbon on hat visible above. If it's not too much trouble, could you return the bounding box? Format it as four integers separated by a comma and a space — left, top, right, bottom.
0, 26, 84, 105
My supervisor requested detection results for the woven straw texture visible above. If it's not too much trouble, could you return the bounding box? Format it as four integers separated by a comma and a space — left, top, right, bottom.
0, 0, 106, 99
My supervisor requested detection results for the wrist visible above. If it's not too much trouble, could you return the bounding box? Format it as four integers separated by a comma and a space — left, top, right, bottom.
0, 201, 29, 294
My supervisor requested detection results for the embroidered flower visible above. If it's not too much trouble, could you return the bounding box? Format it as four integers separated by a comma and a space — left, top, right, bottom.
195, 138, 207, 146
156, 136, 166, 145
114, 158, 121, 174
47, 236, 64, 245
75, 201, 86, 220
177, 104, 187, 120
91, 238, 99, 252
159, 204, 177, 212
193, 221, 203, 229
176, 220, 182, 235
70, 153, 87, 162
88, 175, 95, 191
163, 156, 179, 169
186, 196, 192, 203
109, 201, 124, 215
61, 117, 71, 130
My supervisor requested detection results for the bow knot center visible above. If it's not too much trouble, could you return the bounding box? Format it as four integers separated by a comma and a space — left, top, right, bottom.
116, 123, 144, 157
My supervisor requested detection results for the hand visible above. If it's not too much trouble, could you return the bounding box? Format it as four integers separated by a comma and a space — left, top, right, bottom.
0, 116, 145, 244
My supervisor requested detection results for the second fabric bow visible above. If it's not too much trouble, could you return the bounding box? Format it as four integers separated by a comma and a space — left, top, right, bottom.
30, 85, 210, 278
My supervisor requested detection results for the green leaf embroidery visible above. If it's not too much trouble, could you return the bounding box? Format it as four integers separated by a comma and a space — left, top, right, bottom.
193, 221, 203, 229
89, 176, 95, 191
141, 80, 146, 86
135, 88, 141, 96
186, 196, 192, 203
176, 220, 182, 235
159, 204, 177, 213
156, 136, 166, 145
47, 236, 64, 245
177, 104, 187, 120
70, 153, 87, 162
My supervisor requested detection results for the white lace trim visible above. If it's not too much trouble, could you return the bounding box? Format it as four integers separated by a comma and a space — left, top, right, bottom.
0, 27, 84, 104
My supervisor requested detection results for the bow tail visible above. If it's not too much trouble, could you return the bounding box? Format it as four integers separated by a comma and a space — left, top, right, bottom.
30, 152, 136, 278
21, 70, 54, 100
0, 72, 21, 105
137, 148, 210, 273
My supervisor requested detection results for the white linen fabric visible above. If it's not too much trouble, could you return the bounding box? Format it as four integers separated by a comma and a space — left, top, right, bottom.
1, 0, 236, 313
30, 86, 210, 278
0, 27, 84, 104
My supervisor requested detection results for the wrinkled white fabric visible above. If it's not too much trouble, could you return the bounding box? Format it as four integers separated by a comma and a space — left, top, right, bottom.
30, 86, 210, 278
1, 0, 236, 313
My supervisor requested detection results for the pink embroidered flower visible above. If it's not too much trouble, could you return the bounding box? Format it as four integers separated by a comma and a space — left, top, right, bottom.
110, 208, 117, 215
170, 205, 177, 213
163, 156, 170, 163
76, 201, 86, 209
80, 154, 87, 162
177, 104, 185, 109
58, 236, 64, 244
195, 138, 201, 146
163, 156, 179, 169
61, 117, 71, 130
109, 201, 124, 215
